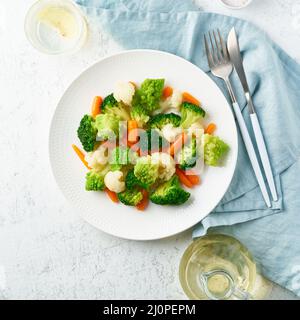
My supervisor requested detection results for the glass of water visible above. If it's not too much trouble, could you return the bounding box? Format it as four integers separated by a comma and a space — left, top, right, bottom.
24, 0, 87, 54
179, 234, 272, 300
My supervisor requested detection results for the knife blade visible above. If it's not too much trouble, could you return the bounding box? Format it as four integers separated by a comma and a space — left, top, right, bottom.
227, 27, 255, 114
227, 27, 278, 202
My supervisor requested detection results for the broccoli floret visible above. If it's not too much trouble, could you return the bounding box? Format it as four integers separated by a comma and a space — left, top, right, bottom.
178, 137, 198, 170
139, 79, 165, 113
130, 104, 150, 127
94, 114, 120, 140
139, 129, 169, 154
134, 156, 159, 187
180, 102, 206, 129
102, 93, 118, 110
77, 115, 97, 152
149, 113, 181, 130
150, 176, 190, 205
109, 146, 137, 171
204, 134, 229, 166
102, 94, 131, 121
118, 189, 143, 206
125, 169, 149, 190
130, 92, 150, 127
85, 167, 110, 191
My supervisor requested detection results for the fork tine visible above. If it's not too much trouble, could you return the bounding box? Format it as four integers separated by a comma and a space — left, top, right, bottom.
209, 31, 219, 64
218, 29, 229, 61
213, 30, 223, 62
204, 34, 214, 68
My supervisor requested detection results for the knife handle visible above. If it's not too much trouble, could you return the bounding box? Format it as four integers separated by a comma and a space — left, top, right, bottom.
250, 113, 278, 201
232, 102, 271, 207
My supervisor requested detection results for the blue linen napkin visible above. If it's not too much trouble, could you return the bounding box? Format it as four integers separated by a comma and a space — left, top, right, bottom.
76, 0, 300, 296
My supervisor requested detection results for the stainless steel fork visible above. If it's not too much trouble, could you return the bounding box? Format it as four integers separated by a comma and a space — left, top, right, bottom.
204, 30, 271, 207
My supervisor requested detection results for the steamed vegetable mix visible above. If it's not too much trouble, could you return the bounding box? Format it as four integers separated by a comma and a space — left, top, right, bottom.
73, 78, 230, 210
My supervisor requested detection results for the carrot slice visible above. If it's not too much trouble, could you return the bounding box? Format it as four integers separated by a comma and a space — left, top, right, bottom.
176, 167, 194, 188
168, 133, 188, 156
105, 188, 119, 203
128, 120, 139, 143
128, 142, 140, 152
72, 144, 91, 170
179, 167, 201, 185
139, 149, 148, 157
91, 96, 102, 118
136, 190, 149, 211
205, 123, 217, 135
128, 119, 138, 131
162, 86, 173, 99
182, 92, 200, 106
186, 174, 201, 185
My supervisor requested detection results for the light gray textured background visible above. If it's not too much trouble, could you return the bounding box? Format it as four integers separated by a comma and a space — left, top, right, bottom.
0, 0, 299, 299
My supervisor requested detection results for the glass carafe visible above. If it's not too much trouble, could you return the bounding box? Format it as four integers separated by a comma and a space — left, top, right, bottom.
179, 234, 272, 300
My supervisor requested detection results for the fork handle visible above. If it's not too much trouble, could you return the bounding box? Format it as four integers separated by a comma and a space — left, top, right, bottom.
232, 102, 271, 207
250, 113, 278, 201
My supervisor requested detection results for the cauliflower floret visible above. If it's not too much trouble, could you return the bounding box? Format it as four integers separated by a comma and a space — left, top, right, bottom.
104, 170, 125, 193
159, 89, 182, 112
85, 145, 108, 169
188, 121, 204, 141
161, 123, 182, 142
151, 152, 176, 181
170, 89, 183, 109
113, 82, 135, 106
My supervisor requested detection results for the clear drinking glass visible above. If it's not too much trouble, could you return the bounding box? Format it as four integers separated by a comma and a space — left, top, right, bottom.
179, 234, 272, 300
24, 0, 87, 54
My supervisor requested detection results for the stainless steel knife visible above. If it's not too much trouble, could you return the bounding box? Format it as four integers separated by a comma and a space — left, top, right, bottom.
227, 27, 278, 202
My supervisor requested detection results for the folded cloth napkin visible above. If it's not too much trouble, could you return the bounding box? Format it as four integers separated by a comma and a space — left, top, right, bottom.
76, 0, 300, 296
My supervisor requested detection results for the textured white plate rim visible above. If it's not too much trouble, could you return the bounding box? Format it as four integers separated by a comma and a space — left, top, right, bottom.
49, 49, 238, 241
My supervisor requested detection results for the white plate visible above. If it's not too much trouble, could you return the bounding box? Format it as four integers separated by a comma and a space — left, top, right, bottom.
49, 50, 238, 240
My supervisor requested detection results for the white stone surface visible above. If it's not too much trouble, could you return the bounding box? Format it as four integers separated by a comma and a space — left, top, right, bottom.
0, 0, 299, 300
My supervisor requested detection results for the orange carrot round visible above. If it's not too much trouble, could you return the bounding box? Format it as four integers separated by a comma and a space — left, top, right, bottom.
162, 86, 173, 99
136, 190, 149, 211
205, 123, 217, 135
168, 133, 188, 156
128, 120, 139, 143
72, 144, 91, 170
175, 167, 194, 188
128, 142, 140, 152
182, 92, 200, 106
186, 174, 201, 185
105, 188, 119, 203
91, 96, 102, 118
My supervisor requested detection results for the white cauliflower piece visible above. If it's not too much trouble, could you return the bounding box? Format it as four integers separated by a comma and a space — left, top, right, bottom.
161, 124, 182, 142
85, 145, 108, 169
104, 170, 125, 193
151, 152, 176, 181
159, 89, 182, 112
170, 89, 183, 109
113, 81, 135, 106
188, 122, 204, 141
